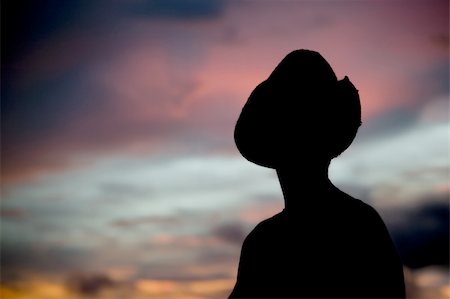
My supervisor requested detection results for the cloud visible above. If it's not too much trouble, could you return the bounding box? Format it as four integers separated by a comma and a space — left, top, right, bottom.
406, 266, 450, 299
133, 278, 234, 299
211, 222, 246, 246
357, 107, 417, 140
330, 120, 448, 206
1, 244, 92, 283
66, 272, 116, 296
0, 207, 28, 220
380, 196, 449, 269
112, 215, 181, 228
2, 0, 448, 185
2, 1, 96, 62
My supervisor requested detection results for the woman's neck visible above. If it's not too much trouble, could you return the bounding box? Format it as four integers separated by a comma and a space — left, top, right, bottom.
276, 160, 334, 213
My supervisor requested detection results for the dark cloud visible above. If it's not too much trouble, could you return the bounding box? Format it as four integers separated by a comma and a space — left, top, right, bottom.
112, 215, 181, 228
66, 272, 115, 296
417, 61, 449, 98
1, 0, 95, 63
1, 71, 111, 181
128, 0, 225, 19
2, 69, 90, 142
1, 1, 112, 109
141, 268, 231, 283
211, 222, 246, 246
430, 33, 450, 50
100, 182, 152, 199
1, 2, 124, 183
0, 207, 28, 220
383, 198, 449, 269
194, 249, 236, 266
357, 107, 417, 140
1, 243, 92, 282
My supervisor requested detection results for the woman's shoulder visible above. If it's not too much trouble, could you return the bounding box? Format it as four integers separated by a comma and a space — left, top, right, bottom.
334, 189, 381, 215
334, 190, 390, 234
242, 211, 285, 245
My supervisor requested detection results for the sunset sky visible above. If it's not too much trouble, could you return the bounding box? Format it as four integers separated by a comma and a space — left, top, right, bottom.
1, 1, 449, 298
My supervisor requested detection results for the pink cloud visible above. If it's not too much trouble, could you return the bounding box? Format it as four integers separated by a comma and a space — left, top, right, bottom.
3, 1, 447, 183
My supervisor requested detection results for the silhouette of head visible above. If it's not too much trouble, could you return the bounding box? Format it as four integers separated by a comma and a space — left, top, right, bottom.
234, 49, 361, 169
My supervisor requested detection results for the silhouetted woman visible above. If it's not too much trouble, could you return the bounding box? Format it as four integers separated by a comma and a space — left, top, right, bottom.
229, 50, 405, 298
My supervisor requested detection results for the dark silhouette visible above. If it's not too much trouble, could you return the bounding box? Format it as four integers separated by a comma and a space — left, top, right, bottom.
229, 50, 405, 298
